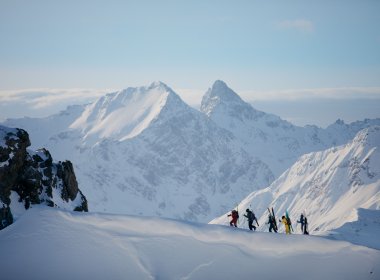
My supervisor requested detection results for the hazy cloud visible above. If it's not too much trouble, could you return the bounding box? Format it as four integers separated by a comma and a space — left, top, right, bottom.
174, 88, 205, 109
277, 19, 314, 33
240, 87, 380, 102
1, 86, 379, 127
0, 88, 111, 121
0, 88, 111, 107
172, 87, 380, 106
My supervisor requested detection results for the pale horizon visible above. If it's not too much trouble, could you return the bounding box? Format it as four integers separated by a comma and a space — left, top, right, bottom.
1, 1, 379, 126
1, 82, 379, 128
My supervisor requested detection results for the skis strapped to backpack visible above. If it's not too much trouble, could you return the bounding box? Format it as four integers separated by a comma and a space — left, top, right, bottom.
272, 207, 278, 231
236, 204, 240, 224
255, 215, 259, 227
303, 209, 309, 234
268, 207, 278, 231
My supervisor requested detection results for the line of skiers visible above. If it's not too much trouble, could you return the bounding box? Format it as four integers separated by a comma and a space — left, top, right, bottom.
228, 208, 309, 235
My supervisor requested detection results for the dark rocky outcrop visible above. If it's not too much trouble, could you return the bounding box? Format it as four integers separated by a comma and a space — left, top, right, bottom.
0, 125, 88, 230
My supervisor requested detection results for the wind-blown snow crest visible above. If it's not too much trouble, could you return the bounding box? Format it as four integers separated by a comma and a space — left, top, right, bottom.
0, 206, 378, 280
70, 81, 182, 144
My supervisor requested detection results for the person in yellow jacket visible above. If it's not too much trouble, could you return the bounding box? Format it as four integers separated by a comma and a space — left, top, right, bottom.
281, 216, 291, 234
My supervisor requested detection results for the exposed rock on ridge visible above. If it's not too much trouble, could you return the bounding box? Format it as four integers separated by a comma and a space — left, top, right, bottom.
0, 125, 87, 229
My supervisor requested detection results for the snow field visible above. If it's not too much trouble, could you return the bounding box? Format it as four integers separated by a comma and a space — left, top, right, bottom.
0, 206, 378, 280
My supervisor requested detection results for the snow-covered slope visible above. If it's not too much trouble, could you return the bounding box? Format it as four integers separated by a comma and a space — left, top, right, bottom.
3, 81, 379, 223
73, 83, 274, 221
2, 82, 274, 222
201, 80, 380, 176
0, 206, 378, 280
70, 82, 179, 144
211, 126, 380, 248
4, 104, 85, 149
323, 208, 380, 250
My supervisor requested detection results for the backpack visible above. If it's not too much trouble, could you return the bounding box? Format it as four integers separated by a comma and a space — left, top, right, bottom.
269, 215, 275, 223
232, 210, 239, 219
247, 211, 254, 221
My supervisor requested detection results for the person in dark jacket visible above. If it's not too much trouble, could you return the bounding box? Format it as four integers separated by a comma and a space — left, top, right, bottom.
267, 214, 277, 233
297, 214, 309, 235
244, 209, 259, 231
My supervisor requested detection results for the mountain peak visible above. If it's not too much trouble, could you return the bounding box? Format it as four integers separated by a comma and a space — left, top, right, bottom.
208, 80, 242, 102
352, 125, 380, 147
70, 82, 187, 142
211, 79, 229, 90
147, 81, 172, 91
335, 119, 346, 125
200, 80, 245, 116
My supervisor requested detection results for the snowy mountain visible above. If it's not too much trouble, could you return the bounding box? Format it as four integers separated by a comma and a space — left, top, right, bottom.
2, 82, 274, 222
3, 81, 379, 223
211, 126, 380, 249
0, 206, 379, 280
69, 81, 181, 144
3, 104, 86, 150
0, 125, 87, 229
201, 80, 380, 176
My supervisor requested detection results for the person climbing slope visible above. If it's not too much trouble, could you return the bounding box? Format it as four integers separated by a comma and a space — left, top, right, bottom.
244, 208, 259, 231
280, 215, 291, 234
267, 208, 278, 233
297, 213, 309, 235
228, 209, 239, 227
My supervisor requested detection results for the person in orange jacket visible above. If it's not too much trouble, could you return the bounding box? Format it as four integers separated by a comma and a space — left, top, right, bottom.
281, 215, 291, 234
228, 209, 239, 227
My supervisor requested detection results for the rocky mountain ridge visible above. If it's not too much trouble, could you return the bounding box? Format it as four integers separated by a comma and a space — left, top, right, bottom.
0, 125, 88, 229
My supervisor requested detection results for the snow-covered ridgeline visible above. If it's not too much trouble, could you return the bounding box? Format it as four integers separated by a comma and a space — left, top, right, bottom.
2, 82, 274, 222
2, 81, 379, 224
0, 206, 378, 280
211, 126, 380, 249
201, 80, 380, 176
70, 82, 184, 144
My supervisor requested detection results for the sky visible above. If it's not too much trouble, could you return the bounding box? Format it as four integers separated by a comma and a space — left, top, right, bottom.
0, 0, 379, 126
